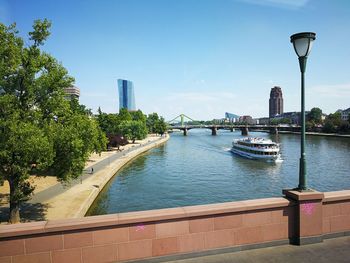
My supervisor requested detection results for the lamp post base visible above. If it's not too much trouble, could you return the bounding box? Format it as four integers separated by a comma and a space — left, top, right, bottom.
283, 189, 324, 245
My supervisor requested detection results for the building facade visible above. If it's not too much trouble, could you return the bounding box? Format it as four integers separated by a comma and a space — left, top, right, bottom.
118, 79, 136, 111
341, 108, 350, 121
239, 115, 254, 124
269, 86, 283, 118
257, 117, 270, 125
225, 112, 240, 123
271, 112, 301, 125
64, 86, 80, 100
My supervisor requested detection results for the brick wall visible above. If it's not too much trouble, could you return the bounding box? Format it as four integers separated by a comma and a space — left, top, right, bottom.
323, 191, 350, 235
1, 190, 349, 263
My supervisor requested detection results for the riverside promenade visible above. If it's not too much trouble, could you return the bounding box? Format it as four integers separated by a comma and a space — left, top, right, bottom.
0, 134, 169, 222
43, 134, 169, 220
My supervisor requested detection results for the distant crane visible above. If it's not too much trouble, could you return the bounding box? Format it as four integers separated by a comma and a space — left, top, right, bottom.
167, 114, 196, 127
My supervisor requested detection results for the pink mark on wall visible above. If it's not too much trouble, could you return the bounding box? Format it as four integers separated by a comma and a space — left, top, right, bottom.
301, 202, 316, 215
136, 224, 146, 231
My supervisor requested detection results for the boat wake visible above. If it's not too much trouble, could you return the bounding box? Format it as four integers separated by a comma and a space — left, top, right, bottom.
274, 158, 284, 163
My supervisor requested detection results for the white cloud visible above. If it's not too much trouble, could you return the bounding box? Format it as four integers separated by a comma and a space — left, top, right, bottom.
238, 0, 310, 9
309, 83, 350, 98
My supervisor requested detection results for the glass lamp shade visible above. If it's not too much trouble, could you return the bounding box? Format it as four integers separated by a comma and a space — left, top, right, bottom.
290, 32, 316, 57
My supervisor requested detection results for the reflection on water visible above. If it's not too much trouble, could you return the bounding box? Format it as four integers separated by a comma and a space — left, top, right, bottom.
87, 130, 350, 216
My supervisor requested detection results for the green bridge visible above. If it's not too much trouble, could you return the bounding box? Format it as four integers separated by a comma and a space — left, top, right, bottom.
167, 114, 301, 136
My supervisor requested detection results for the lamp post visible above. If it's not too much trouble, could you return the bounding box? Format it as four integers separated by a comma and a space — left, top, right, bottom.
290, 32, 316, 191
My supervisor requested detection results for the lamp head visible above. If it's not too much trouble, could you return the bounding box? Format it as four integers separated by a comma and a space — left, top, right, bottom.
290, 32, 316, 58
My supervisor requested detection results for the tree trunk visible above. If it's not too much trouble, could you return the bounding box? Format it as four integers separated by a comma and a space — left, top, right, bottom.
9, 202, 20, 224
8, 179, 21, 224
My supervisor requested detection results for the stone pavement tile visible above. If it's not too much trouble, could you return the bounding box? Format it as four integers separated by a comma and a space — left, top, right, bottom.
163, 236, 350, 263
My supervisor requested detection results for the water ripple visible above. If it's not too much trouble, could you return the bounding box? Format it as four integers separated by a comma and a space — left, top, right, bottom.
87, 131, 350, 216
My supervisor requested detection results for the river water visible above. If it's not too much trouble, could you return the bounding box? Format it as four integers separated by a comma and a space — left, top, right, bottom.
87, 130, 350, 216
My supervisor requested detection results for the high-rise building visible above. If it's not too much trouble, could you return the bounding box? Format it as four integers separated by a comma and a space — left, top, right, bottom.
64, 86, 80, 100
118, 79, 136, 111
225, 112, 240, 123
269, 86, 283, 118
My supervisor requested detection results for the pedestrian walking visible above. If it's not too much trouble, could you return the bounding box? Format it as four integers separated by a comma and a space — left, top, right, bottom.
91, 167, 94, 174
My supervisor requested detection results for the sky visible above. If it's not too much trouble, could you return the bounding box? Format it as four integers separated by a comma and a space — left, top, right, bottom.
1, 0, 350, 120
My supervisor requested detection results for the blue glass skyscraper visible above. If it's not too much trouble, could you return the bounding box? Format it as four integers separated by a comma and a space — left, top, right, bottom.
118, 79, 136, 111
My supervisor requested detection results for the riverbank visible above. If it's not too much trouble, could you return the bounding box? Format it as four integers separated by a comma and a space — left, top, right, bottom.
253, 129, 350, 138
0, 134, 169, 222
277, 131, 350, 138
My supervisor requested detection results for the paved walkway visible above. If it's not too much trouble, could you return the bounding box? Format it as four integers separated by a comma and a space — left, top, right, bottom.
28, 138, 163, 204
0, 135, 169, 222
162, 236, 350, 263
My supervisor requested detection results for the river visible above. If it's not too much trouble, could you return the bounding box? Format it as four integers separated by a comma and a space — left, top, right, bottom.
87, 130, 350, 216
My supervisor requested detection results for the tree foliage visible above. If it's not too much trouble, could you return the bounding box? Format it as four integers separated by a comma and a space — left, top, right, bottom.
97, 108, 167, 145
322, 111, 349, 133
97, 109, 120, 135
118, 108, 132, 122
307, 107, 323, 124
119, 120, 148, 143
130, 110, 147, 123
146, 113, 160, 133
146, 113, 167, 135
155, 117, 168, 136
0, 20, 106, 223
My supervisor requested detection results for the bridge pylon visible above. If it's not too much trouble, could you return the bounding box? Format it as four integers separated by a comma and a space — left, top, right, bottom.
167, 114, 196, 127
241, 127, 249, 136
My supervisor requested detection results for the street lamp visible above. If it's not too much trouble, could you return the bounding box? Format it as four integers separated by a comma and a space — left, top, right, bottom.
290, 32, 316, 191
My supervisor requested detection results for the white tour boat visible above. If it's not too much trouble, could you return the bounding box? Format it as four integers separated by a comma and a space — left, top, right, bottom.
231, 137, 281, 161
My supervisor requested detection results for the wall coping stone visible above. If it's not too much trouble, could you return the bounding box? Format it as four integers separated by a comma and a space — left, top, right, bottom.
323, 190, 350, 203
0, 221, 46, 238
0, 197, 291, 239
283, 189, 324, 201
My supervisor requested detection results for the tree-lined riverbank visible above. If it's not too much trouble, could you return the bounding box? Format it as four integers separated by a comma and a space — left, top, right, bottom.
0, 134, 169, 223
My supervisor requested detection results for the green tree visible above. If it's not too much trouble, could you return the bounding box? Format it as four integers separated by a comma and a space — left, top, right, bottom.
155, 117, 168, 136
307, 107, 323, 124
323, 120, 336, 133
118, 108, 132, 122
146, 113, 159, 133
322, 112, 342, 133
70, 98, 93, 116
0, 20, 105, 223
339, 121, 350, 133
305, 121, 315, 131
97, 111, 120, 135
327, 112, 342, 127
94, 124, 108, 155
130, 110, 147, 123
119, 120, 147, 143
